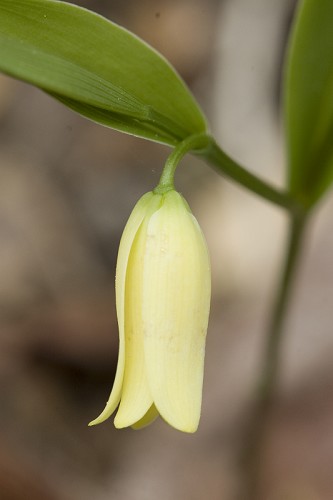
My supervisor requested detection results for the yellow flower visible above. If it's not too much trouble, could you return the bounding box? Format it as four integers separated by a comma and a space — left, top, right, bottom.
89, 189, 210, 433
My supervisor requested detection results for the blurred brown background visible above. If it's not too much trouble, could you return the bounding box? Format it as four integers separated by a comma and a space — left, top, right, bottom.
0, 0, 333, 499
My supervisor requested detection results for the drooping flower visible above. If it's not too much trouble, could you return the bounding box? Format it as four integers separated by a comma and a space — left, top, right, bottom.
89, 189, 211, 432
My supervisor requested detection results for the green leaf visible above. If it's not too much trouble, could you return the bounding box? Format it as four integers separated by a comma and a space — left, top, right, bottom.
284, 0, 333, 207
0, 0, 207, 145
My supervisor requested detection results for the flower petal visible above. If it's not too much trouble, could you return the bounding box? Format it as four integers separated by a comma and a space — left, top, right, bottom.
131, 404, 159, 430
114, 194, 162, 428
142, 191, 211, 433
89, 192, 154, 426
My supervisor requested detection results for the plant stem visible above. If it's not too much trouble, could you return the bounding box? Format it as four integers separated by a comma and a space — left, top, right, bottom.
237, 208, 308, 500
202, 138, 297, 211
155, 133, 211, 193
156, 134, 297, 212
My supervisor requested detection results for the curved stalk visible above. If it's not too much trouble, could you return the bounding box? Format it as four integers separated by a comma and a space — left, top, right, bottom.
201, 138, 297, 211
154, 133, 211, 193
156, 134, 298, 211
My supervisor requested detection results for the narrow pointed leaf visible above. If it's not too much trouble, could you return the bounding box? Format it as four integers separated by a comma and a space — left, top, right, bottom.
284, 0, 333, 206
0, 0, 207, 144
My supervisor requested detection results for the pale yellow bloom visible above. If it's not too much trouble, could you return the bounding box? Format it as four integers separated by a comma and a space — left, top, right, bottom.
89, 189, 211, 433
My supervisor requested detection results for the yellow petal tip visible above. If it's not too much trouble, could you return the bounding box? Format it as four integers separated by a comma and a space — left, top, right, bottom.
88, 415, 105, 426
88, 419, 99, 427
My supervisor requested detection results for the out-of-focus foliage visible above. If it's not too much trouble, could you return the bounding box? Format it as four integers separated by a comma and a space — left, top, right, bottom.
285, 0, 333, 207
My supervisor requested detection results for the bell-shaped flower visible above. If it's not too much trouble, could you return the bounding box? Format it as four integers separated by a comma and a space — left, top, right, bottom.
89, 189, 211, 432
